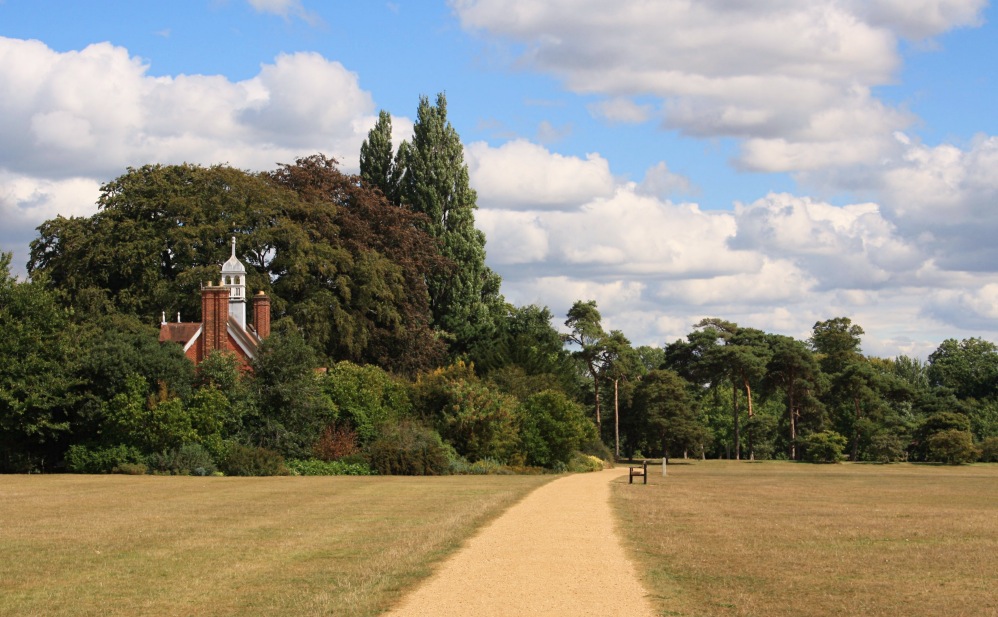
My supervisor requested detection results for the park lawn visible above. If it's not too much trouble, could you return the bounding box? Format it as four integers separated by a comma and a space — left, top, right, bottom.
613, 460, 998, 617
0, 473, 554, 617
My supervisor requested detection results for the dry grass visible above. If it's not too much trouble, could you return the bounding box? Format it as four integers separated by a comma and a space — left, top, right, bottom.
613, 461, 998, 617
0, 474, 553, 617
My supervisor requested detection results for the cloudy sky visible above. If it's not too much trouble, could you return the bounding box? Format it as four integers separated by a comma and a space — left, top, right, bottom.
2, 0, 996, 358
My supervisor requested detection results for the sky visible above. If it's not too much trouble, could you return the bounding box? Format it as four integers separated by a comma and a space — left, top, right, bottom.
1, 0, 997, 359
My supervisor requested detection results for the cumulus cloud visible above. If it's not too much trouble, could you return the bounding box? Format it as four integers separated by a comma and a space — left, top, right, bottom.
467, 139, 615, 210
450, 0, 985, 172
0, 36, 380, 276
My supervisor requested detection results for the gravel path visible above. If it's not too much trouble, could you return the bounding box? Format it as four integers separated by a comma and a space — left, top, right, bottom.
383, 467, 657, 617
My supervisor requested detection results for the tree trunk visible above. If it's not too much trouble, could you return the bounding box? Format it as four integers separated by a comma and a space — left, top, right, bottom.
614, 378, 620, 459
744, 373, 755, 461
733, 381, 741, 460
852, 395, 861, 461
788, 372, 797, 460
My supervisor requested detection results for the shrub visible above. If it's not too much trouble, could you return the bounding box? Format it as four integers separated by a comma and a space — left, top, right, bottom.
220, 444, 289, 476
520, 390, 596, 468
566, 452, 605, 473
800, 431, 847, 464
147, 444, 216, 476
114, 462, 148, 475
66, 444, 144, 474
578, 437, 614, 466
467, 458, 511, 475
980, 436, 998, 462
286, 458, 373, 476
925, 430, 980, 465
364, 421, 449, 476
312, 424, 360, 461
865, 431, 908, 463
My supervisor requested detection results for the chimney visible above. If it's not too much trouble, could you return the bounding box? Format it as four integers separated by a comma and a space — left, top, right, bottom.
252, 291, 271, 340
201, 282, 229, 355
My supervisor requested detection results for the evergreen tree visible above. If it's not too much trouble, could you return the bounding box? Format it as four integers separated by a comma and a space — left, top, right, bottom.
394, 93, 504, 354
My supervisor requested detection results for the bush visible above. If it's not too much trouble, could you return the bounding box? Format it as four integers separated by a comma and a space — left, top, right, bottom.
66, 444, 145, 474
220, 444, 289, 476
865, 431, 908, 463
980, 436, 998, 462
578, 437, 614, 466
286, 458, 373, 476
312, 424, 360, 461
467, 458, 512, 475
925, 429, 980, 465
800, 431, 847, 464
114, 462, 148, 475
364, 421, 449, 476
147, 444, 216, 476
566, 452, 605, 473
520, 390, 596, 468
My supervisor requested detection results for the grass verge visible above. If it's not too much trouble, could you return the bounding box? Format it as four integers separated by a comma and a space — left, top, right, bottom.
0, 474, 553, 617
612, 460, 997, 617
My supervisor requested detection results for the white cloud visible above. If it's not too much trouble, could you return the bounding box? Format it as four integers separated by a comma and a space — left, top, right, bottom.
588, 97, 653, 124
637, 162, 694, 199
467, 139, 615, 210
246, 0, 321, 25
451, 0, 986, 172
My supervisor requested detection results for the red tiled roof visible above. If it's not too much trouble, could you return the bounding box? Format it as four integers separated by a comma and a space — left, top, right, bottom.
159, 322, 201, 345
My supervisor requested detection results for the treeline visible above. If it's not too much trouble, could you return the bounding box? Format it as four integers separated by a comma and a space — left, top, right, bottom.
2, 93, 996, 473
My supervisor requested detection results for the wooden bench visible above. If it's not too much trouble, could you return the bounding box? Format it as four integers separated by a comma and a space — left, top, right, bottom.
628, 460, 648, 484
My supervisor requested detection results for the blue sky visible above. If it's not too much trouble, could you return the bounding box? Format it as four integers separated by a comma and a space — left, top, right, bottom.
1, 0, 997, 358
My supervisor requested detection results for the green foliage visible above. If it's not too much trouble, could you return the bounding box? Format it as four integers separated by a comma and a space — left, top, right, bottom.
633, 369, 709, 458
467, 458, 512, 475
799, 430, 848, 463
395, 93, 504, 355
566, 452, 605, 473
146, 444, 217, 476
220, 444, 288, 476
364, 420, 450, 476
520, 390, 597, 467
66, 444, 145, 474
0, 254, 77, 471
413, 364, 522, 462
102, 374, 195, 452
925, 429, 980, 465
248, 319, 335, 458
286, 458, 373, 476
979, 436, 998, 462
927, 337, 998, 400
864, 430, 909, 463
323, 361, 411, 445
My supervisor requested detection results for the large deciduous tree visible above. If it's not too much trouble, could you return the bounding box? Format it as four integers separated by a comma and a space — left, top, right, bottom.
28, 158, 446, 374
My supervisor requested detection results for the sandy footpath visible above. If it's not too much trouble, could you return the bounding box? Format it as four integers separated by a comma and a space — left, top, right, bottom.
383, 467, 657, 617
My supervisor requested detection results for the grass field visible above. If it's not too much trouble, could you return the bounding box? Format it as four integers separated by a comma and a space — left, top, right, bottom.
612, 461, 998, 617
0, 474, 553, 617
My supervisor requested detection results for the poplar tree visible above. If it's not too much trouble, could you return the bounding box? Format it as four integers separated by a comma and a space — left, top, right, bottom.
394, 93, 503, 354
359, 110, 399, 202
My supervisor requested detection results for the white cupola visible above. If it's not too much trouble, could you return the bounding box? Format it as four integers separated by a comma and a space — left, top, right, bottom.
221, 236, 248, 329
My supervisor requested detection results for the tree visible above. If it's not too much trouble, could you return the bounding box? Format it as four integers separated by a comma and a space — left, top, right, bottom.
394, 93, 504, 355
359, 109, 401, 203
763, 335, 824, 460
0, 254, 77, 471
927, 337, 998, 401
29, 159, 446, 374
520, 390, 597, 467
564, 300, 612, 433
632, 369, 707, 459
247, 319, 335, 459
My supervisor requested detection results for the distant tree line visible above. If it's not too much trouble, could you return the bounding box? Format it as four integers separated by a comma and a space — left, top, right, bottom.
1, 93, 995, 473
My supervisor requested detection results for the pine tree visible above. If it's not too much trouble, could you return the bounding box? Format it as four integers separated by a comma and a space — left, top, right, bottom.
394, 93, 503, 354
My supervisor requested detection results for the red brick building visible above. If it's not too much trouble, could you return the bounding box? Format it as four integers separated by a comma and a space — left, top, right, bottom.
159, 238, 270, 368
